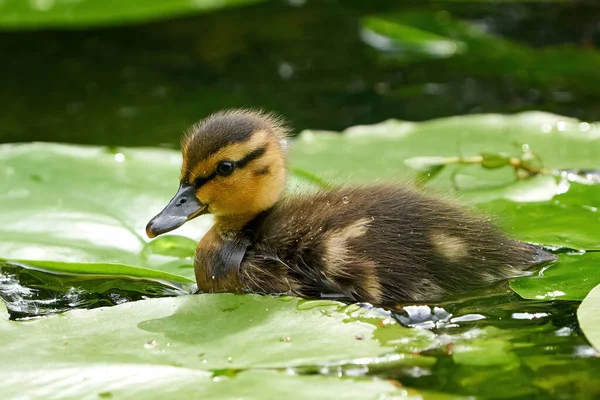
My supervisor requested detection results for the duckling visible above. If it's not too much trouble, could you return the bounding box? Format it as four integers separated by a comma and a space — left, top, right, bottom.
146, 109, 555, 304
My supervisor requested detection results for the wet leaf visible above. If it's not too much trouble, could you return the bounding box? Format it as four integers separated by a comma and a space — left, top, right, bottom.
0, 262, 193, 319
0, 0, 265, 29
142, 235, 197, 259
0, 143, 210, 281
578, 283, 600, 352
480, 152, 510, 169
404, 156, 448, 173
361, 15, 465, 61
475, 182, 600, 251
293, 112, 600, 190
453, 338, 520, 368
0, 294, 437, 370
0, 367, 432, 400
510, 253, 600, 301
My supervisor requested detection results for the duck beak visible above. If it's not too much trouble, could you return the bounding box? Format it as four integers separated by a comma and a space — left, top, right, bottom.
145, 183, 208, 238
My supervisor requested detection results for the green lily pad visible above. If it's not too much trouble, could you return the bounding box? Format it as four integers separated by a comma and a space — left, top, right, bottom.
0, 143, 210, 281
0, 0, 265, 29
3, 260, 194, 283
292, 112, 600, 189
361, 15, 466, 62
0, 294, 437, 370
578, 283, 600, 352
474, 182, 600, 251
361, 11, 600, 104
510, 253, 600, 301
0, 368, 424, 400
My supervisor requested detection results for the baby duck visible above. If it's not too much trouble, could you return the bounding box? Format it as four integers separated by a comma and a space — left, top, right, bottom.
146, 109, 555, 304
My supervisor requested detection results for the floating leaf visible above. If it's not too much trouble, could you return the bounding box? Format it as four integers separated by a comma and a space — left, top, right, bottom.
0, 0, 266, 29
475, 182, 600, 252
404, 156, 448, 172
578, 283, 600, 352
361, 15, 465, 61
0, 143, 211, 281
142, 235, 197, 259
0, 294, 438, 371
510, 253, 600, 301
0, 368, 424, 400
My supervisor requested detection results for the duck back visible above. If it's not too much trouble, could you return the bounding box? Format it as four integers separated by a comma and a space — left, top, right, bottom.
238, 185, 555, 304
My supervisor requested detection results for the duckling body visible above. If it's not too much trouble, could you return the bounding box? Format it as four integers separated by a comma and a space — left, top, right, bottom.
146, 109, 555, 304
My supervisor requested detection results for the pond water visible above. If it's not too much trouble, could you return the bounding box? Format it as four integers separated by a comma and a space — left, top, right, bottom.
1, 0, 600, 146
2, 1, 600, 399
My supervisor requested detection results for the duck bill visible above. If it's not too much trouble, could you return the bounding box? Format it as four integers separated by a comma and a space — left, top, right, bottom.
145, 183, 208, 238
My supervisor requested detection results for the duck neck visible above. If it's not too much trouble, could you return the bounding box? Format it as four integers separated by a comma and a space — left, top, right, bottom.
215, 206, 275, 237
215, 213, 260, 235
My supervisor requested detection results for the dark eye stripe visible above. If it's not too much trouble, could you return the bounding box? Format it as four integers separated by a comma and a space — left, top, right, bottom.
235, 146, 266, 169
192, 146, 267, 189
193, 171, 216, 189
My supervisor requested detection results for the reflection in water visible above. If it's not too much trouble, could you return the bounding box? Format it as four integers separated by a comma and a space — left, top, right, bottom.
0, 262, 193, 320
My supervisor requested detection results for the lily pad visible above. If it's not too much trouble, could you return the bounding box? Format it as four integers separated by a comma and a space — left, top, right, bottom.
361, 15, 465, 61
0, 368, 421, 400
0, 0, 265, 29
0, 294, 437, 370
510, 253, 600, 301
0, 143, 210, 281
474, 182, 600, 251
292, 112, 600, 189
578, 283, 600, 352
361, 11, 600, 103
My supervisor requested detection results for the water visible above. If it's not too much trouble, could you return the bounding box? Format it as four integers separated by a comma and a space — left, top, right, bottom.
1, 1, 599, 146
393, 293, 600, 399
288, 288, 600, 399
0, 262, 193, 320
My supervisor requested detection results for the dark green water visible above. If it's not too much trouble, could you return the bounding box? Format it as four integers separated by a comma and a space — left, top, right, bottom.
2, 0, 600, 146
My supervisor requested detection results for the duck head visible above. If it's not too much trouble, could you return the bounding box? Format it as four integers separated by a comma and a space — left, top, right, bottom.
146, 109, 289, 238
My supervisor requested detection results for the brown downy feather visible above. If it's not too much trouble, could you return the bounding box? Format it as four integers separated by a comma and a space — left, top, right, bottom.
146, 108, 556, 305
194, 185, 556, 304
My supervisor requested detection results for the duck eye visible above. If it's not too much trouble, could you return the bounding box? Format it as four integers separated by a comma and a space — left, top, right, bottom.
216, 161, 235, 176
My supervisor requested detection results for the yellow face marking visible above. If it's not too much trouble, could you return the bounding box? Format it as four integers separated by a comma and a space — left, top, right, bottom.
181, 130, 270, 183
180, 130, 286, 224
430, 232, 467, 262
